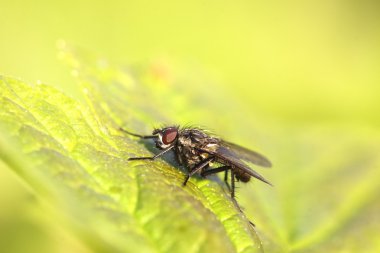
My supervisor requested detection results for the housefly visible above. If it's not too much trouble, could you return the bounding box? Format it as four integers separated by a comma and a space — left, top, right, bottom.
121, 126, 272, 224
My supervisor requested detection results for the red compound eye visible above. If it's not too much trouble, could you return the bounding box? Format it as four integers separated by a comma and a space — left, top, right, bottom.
162, 127, 178, 144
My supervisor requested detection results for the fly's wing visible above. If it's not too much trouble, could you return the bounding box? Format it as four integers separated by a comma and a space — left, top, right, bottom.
203, 145, 272, 185
221, 141, 272, 168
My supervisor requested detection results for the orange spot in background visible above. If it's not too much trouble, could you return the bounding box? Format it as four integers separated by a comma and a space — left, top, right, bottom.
148, 60, 173, 85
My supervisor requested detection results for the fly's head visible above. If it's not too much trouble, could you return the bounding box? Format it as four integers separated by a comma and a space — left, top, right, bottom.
152, 126, 179, 149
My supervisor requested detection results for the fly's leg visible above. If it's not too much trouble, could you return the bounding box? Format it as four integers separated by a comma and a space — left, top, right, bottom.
230, 171, 244, 213
128, 146, 174, 161
120, 127, 169, 160
119, 127, 157, 139
202, 166, 256, 227
183, 157, 214, 186
230, 170, 255, 227
201, 166, 231, 191
201, 166, 256, 227
230, 170, 242, 212
201, 166, 230, 176
231, 170, 236, 199
224, 170, 231, 191
200, 164, 210, 177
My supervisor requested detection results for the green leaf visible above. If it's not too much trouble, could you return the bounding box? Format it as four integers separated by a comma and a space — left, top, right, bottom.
55, 44, 380, 253
2, 43, 380, 253
0, 49, 263, 252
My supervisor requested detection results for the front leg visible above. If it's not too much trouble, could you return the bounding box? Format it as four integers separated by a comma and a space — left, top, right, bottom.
128, 145, 174, 161
119, 127, 157, 139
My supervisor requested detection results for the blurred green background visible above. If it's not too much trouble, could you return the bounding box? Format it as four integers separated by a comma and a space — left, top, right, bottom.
2, 0, 380, 126
1, 0, 380, 252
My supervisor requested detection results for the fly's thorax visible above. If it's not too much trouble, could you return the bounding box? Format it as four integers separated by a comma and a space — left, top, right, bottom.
201, 141, 219, 153
176, 134, 201, 168
176, 129, 220, 169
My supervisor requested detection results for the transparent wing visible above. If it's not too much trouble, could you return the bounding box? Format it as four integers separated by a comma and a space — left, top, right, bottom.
201, 145, 272, 185
221, 141, 272, 168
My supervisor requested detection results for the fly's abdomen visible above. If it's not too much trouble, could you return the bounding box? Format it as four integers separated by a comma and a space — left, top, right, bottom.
234, 169, 251, 182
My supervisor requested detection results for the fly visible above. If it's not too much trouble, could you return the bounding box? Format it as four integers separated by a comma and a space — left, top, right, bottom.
121, 126, 272, 225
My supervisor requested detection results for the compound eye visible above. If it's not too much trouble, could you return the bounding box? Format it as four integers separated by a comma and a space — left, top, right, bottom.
162, 128, 178, 145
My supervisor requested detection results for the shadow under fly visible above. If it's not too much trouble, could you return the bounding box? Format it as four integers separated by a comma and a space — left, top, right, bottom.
121, 125, 272, 226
